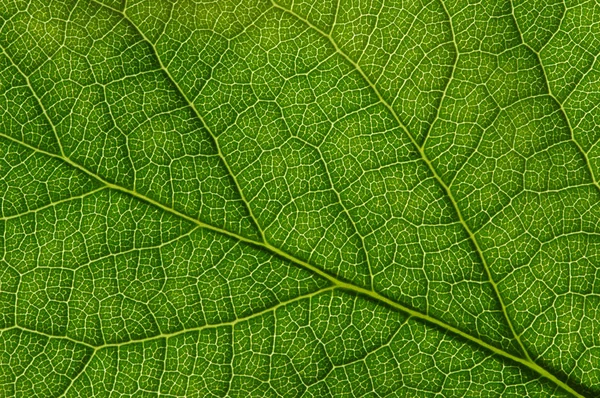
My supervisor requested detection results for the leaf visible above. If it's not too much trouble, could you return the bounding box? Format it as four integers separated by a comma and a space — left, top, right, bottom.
0, 0, 599, 396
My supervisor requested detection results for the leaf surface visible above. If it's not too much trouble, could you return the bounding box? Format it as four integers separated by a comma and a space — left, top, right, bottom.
0, 0, 599, 396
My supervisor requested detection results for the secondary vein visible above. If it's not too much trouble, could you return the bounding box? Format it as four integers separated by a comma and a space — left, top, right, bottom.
269, 2, 585, 397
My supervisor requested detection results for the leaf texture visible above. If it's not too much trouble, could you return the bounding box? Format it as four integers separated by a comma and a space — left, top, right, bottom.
0, 0, 599, 396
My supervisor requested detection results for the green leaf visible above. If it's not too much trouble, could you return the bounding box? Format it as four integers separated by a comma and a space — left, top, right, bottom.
0, 0, 599, 396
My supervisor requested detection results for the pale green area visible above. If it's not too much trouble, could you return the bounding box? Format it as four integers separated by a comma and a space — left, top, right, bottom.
0, 0, 599, 396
